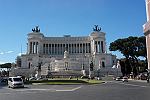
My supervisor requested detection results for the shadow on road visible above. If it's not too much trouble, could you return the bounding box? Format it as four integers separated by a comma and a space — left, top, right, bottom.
0, 83, 7, 89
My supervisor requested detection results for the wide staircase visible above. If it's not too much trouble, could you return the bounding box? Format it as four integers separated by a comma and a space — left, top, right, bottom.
41, 63, 83, 78
50, 70, 82, 78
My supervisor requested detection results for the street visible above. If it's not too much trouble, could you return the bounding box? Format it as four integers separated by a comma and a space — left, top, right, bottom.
0, 80, 150, 100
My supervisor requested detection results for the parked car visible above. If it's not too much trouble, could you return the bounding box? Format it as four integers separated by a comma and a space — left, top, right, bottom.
8, 77, 24, 88
1, 78, 8, 83
29, 77, 37, 81
138, 73, 147, 80
113, 77, 116, 80
115, 76, 123, 81
0, 77, 8, 84
122, 76, 128, 82
81, 76, 89, 79
95, 77, 102, 80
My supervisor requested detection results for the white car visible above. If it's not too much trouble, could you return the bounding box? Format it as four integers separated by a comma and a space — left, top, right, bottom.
29, 77, 37, 81
8, 77, 24, 88
122, 76, 128, 82
115, 77, 123, 81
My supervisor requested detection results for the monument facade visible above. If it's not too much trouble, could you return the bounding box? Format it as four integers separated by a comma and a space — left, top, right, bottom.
20, 25, 116, 77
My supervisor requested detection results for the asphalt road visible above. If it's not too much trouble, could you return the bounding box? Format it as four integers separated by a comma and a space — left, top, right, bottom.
0, 80, 150, 100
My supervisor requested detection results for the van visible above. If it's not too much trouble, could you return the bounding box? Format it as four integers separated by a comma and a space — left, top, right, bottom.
8, 77, 24, 88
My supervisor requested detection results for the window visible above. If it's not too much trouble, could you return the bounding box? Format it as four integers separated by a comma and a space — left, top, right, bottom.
102, 61, 105, 68
13, 78, 22, 82
8, 78, 12, 82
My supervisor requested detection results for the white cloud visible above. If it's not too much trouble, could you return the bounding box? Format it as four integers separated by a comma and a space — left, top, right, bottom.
18, 53, 22, 56
0, 61, 7, 64
18, 52, 26, 56
0, 52, 4, 55
0, 51, 14, 55
5, 51, 14, 54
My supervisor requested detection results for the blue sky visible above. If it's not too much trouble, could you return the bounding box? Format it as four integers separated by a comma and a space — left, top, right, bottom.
0, 0, 147, 64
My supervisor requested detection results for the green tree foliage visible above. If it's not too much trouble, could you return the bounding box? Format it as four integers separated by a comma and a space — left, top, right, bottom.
109, 36, 147, 76
109, 36, 146, 59
0, 63, 11, 68
136, 36, 147, 58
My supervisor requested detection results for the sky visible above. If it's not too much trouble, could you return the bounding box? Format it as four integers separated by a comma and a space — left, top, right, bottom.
0, 0, 147, 64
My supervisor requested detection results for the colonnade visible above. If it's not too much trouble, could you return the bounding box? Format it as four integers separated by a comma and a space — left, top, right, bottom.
43, 43, 91, 55
42, 41, 104, 55
27, 40, 104, 55
29, 42, 39, 54
95, 41, 104, 53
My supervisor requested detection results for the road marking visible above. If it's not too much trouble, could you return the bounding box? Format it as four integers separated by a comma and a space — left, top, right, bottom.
10, 86, 82, 92
56, 86, 82, 92
71, 86, 82, 91
14, 88, 56, 92
55, 89, 73, 92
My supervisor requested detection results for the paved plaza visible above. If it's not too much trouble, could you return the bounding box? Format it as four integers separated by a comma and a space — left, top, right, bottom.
1, 80, 150, 100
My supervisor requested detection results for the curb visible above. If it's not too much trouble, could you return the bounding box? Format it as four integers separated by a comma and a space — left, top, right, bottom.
31, 81, 105, 85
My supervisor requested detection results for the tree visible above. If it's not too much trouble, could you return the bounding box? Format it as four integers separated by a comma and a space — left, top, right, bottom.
0, 63, 11, 76
0, 63, 11, 69
120, 60, 126, 76
109, 36, 147, 76
109, 36, 140, 59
